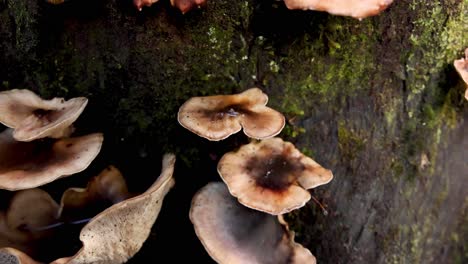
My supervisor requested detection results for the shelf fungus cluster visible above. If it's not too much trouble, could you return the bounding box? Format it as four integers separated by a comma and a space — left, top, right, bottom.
0, 89, 176, 264
178, 88, 333, 263
284, 0, 394, 19
133, 0, 207, 13
454, 48, 468, 100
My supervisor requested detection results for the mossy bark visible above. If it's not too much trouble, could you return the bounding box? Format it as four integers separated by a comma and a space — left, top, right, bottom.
0, 0, 467, 263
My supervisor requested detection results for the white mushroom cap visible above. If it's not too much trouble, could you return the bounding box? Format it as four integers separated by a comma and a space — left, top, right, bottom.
0, 89, 88, 142
190, 182, 316, 264
454, 48, 468, 100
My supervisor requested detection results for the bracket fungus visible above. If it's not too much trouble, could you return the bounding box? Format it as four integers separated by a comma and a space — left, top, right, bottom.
454, 48, 468, 100
133, 0, 159, 11
0, 248, 41, 264
0, 129, 103, 191
171, 0, 207, 14
190, 182, 316, 264
284, 0, 394, 19
217, 137, 333, 215
178, 88, 285, 141
1, 189, 60, 257
52, 154, 176, 264
0, 89, 88, 142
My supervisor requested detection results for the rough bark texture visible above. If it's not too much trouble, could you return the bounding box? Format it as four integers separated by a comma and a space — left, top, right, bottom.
0, 0, 467, 263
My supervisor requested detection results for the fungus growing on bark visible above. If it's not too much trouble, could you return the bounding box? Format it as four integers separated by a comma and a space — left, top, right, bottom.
0, 247, 41, 264
53, 154, 176, 264
454, 48, 468, 100
58, 165, 132, 221
0, 89, 88, 142
0, 129, 103, 191
178, 88, 285, 141
217, 137, 333, 215
1, 189, 60, 256
133, 0, 159, 11
284, 0, 394, 19
171, 0, 207, 14
190, 182, 316, 264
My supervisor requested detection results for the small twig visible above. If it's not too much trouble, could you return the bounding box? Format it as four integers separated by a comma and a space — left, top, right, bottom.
310, 195, 328, 216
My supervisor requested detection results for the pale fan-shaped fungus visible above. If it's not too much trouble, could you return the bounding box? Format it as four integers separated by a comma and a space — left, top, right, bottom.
52, 154, 176, 264
284, 0, 394, 19
178, 88, 285, 141
171, 0, 207, 14
0, 89, 88, 142
0, 129, 103, 191
454, 48, 468, 100
190, 182, 316, 264
217, 137, 333, 215
0, 189, 60, 256
133, 0, 159, 11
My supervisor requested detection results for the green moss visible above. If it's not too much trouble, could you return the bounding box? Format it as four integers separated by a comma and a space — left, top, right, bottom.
337, 120, 367, 160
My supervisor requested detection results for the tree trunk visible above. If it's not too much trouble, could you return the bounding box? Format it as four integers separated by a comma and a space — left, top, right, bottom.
0, 0, 466, 263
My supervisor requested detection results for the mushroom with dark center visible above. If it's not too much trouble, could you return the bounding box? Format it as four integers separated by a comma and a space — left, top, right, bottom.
178, 88, 285, 141
218, 137, 333, 215
190, 182, 316, 264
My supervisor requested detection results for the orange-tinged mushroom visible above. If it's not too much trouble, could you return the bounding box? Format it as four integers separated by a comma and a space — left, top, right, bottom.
454, 48, 468, 100
178, 88, 285, 141
284, 0, 394, 19
190, 182, 316, 264
0, 89, 88, 142
0, 129, 103, 191
171, 0, 207, 14
217, 137, 333, 215
133, 0, 159, 11
53, 154, 176, 264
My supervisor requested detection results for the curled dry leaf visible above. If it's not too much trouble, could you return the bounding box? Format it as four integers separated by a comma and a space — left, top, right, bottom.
178, 88, 285, 141
52, 154, 176, 264
284, 0, 394, 19
0, 129, 103, 191
190, 182, 316, 264
217, 137, 333, 215
454, 48, 468, 100
170, 0, 207, 14
0, 89, 88, 142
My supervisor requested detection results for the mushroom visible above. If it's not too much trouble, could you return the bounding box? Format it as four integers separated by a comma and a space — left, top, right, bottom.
190, 182, 316, 264
0, 129, 103, 191
0, 248, 41, 264
58, 165, 132, 222
171, 0, 207, 14
52, 154, 176, 264
454, 48, 468, 100
217, 137, 333, 215
178, 88, 285, 141
0, 89, 88, 142
133, 0, 159, 11
1, 189, 60, 257
284, 0, 394, 19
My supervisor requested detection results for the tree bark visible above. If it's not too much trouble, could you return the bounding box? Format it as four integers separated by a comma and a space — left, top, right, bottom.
0, 0, 467, 263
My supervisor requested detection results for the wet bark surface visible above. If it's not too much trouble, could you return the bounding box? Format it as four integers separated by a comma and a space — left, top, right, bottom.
0, 0, 467, 263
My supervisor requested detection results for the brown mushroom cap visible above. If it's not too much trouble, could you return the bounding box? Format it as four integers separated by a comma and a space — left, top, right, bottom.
0, 129, 103, 191
58, 165, 132, 221
454, 48, 468, 100
0, 89, 88, 142
217, 137, 333, 215
133, 0, 159, 11
0, 248, 41, 264
1, 189, 60, 256
190, 182, 316, 264
55, 154, 176, 264
170, 0, 207, 14
284, 0, 394, 19
177, 88, 285, 141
